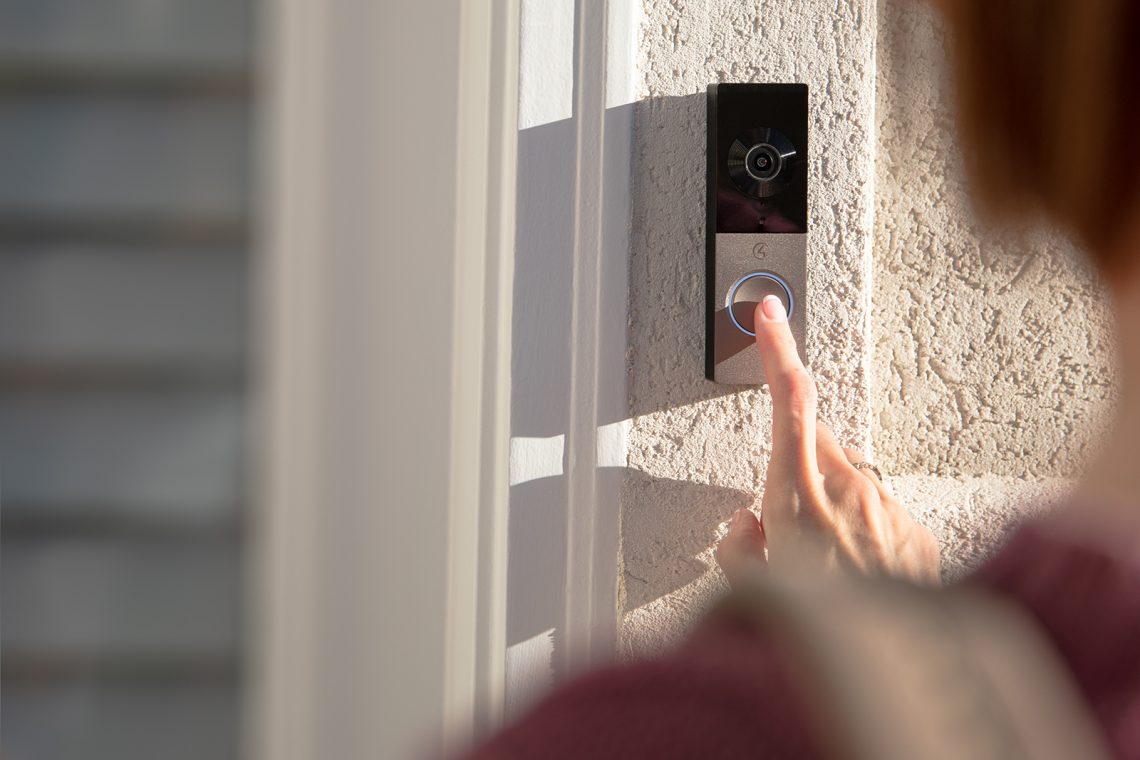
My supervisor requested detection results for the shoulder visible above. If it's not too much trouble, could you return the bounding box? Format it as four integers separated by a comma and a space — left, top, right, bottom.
971, 516, 1140, 668
467, 616, 823, 760
970, 516, 1140, 756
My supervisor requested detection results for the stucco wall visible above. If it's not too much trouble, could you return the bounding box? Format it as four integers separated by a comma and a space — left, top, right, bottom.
622, 0, 878, 651
622, 474, 1072, 654
621, 0, 1116, 655
872, 0, 1115, 478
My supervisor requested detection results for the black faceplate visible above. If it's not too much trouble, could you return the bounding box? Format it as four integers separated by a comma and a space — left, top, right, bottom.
709, 83, 808, 234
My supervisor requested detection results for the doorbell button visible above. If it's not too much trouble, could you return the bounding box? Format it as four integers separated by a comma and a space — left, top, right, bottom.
726, 271, 794, 336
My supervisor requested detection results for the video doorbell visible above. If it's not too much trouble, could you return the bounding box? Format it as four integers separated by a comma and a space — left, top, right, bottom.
706, 83, 808, 384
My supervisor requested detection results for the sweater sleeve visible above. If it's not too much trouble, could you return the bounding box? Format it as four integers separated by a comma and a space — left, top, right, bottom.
467, 516, 1140, 760
970, 520, 1140, 759
465, 615, 824, 760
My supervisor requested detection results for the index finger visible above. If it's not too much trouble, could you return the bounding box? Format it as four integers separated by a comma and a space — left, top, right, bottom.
754, 295, 819, 484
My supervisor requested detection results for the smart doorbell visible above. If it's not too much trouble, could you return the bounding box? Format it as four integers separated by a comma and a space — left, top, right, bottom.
706, 83, 808, 384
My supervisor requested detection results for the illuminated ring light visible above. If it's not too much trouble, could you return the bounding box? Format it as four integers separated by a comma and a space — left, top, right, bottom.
725, 271, 795, 337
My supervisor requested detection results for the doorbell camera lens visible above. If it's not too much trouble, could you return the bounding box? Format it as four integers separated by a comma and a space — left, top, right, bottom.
727, 127, 798, 198
745, 144, 781, 181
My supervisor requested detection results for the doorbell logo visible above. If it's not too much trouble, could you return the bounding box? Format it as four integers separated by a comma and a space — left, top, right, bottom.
752, 241, 768, 261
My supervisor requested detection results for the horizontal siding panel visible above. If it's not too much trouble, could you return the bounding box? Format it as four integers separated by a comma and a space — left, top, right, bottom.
0, 246, 247, 367
0, 0, 249, 70
0, 3, 252, 756
0, 391, 244, 517
0, 94, 248, 218
3, 682, 237, 760
2, 537, 239, 657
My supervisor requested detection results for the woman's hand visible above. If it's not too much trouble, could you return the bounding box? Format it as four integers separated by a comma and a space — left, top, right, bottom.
716, 295, 941, 587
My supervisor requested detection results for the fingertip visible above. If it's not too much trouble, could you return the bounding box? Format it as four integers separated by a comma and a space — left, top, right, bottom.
718, 509, 768, 587
752, 297, 793, 351
727, 507, 763, 540
760, 294, 786, 321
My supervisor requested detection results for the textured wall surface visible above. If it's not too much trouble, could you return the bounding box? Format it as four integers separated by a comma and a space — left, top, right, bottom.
873, 0, 1116, 477
622, 0, 878, 645
621, 0, 1117, 654
620, 474, 1072, 656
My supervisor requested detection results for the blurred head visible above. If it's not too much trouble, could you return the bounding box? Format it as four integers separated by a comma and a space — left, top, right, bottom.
940, 0, 1140, 278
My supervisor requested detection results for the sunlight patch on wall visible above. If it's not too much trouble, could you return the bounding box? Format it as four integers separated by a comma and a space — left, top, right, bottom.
518, 0, 574, 129
509, 434, 565, 486
606, 0, 641, 109
596, 419, 630, 468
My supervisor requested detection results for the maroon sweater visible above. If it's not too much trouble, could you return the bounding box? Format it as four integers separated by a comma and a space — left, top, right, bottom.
468, 520, 1140, 759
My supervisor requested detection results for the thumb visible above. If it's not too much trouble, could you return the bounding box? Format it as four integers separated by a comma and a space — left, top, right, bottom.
716, 508, 767, 589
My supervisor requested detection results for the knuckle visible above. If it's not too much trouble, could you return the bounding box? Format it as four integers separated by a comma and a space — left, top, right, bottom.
848, 476, 880, 507
783, 369, 817, 412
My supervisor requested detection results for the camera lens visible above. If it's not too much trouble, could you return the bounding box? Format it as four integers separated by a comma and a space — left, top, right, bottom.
726, 128, 798, 199
745, 144, 781, 181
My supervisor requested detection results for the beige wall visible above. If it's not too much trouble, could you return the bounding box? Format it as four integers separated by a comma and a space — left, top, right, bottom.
622, 0, 878, 654
873, 0, 1115, 479
621, 0, 1117, 655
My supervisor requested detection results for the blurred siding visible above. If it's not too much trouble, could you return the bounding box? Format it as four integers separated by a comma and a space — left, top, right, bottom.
0, 2, 252, 758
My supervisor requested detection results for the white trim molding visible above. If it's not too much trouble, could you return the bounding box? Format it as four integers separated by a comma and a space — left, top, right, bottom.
562, 0, 639, 672
251, 0, 518, 758
506, 0, 637, 711
448, 0, 519, 742
562, 0, 617, 670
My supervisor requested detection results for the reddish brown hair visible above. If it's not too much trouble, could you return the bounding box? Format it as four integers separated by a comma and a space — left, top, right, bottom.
941, 0, 1140, 273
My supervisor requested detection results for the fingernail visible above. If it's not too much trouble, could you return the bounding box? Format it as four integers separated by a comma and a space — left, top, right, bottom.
730, 508, 747, 528
761, 295, 786, 321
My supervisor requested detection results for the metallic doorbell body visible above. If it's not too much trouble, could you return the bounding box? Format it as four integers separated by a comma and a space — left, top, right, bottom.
706, 83, 808, 384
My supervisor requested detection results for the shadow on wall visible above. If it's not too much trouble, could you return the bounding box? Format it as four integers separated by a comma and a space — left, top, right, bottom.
507, 92, 753, 704
510, 76, 784, 705
620, 470, 752, 609
620, 91, 764, 617
508, 467, 750, 666
627, 91, 747, 419
508, 114, 575, 697
507, 107, 632, 709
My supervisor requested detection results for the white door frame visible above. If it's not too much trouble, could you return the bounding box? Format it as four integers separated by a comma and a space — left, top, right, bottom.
504, 0, 637, 715
249, 0, 519, 757
250, 0, 639, 754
